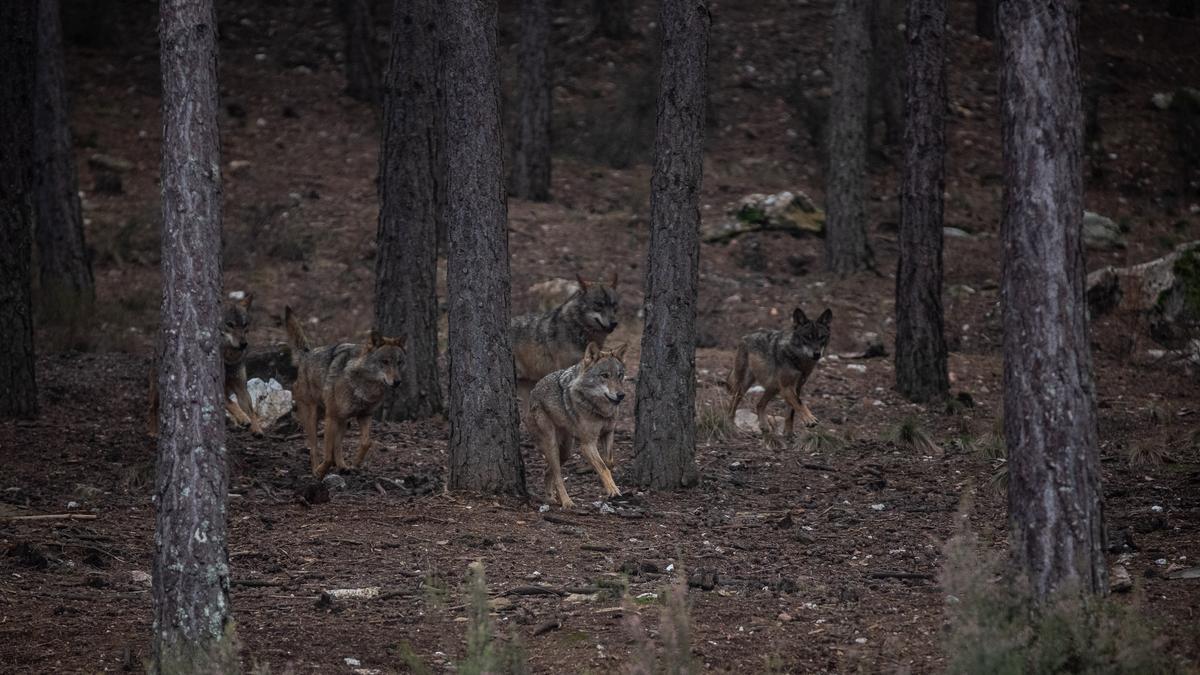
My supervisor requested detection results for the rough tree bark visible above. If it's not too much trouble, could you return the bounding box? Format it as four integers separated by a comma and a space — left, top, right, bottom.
825, 0, 872, 276
509, 0, 551, 201
443, 0, 526, 496
153, 0, 236, 670
375, 0, 443, 421
35, 0, 95, 316
976, 0, 997, 40
869, 0, 904, 149
999, 0, 1105, 600
0, 3, 39, 420
895, 0, 949, 403
632, 0, 708, 490
337, 0, 380, 104
593, 0, 632, 40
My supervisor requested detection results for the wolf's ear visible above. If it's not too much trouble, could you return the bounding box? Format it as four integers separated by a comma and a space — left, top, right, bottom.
284, 305, 294, 320
389, 335, 407, 351
239, 292, 254, 309
793, 307, 809, 325
368, 329, 383, 349
611, 343, 629, 361
575, 273, 590, 292
608, 271, 618, 289
817, 308, 832, 326
582, 342, 600, 366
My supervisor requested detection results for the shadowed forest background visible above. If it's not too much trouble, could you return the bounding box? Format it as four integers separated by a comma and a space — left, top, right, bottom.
1, 0, 1199, 672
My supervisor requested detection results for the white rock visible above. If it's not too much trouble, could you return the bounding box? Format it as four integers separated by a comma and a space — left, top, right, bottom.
325, 587, 380, 600
344, 657, 361, 667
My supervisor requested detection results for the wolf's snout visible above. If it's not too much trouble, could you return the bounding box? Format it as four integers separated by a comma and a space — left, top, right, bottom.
607, 320, 618, 332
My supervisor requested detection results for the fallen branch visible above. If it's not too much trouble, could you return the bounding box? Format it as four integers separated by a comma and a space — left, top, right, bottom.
580, 544, 612, 553
4, 513, 97, 522
504, 585, 564, 597
542, 513, 578, 526
231, 579, 286, 588
533, 618, 563, 636
868, 570, 934, 581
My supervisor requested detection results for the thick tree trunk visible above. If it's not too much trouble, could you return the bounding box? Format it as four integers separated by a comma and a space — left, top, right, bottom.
375, 0, 443, 421
825, 0, 872, 276
509, 0, 551, 201
632, 0, 707, 490
443, 0, 525, 496
999, 0, 1105, 600
0, 3, 39, 420
869, 0, 904, 149
153, 0, 235, 670
976, 0, 997, 40
34, 0, 94, 318
895, 0, 949, 404
337, 0, 380, 104
593, 0, 632, 40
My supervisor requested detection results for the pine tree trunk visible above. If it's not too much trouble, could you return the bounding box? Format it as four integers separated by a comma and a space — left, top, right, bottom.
34, 0, 94, 318
375, 0, 443, 421
0, 3, 39, 420
338, 0, 380, 104
153, 0, 236, 670
509, 0, 551, 201
999, 0, 1105, 600
443, 0, 525, 496
895, 0, 949, 404
976, 0, 997, 40
825, 0, 872, 276
631, 0, 707, 490
593, 0, 632, 40
869, 0, 904, 149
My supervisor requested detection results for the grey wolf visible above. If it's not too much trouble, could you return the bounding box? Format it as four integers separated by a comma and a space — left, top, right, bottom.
528, 342, 628, 509
147, 293, 263, 437
511, 273, 620, 396
284, 306, 405, 479
726, 307, 832, 440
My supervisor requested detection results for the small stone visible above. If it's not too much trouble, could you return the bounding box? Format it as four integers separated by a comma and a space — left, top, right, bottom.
322, 473, 347, 491
943, 226, 973, 239
130, 570, 152, 586
1082, 211, 1125, 250
1110, 565, 1133, 593
854, 637, 868, 645
228, 159, 252, 175
777, 612, 793, 622
846, 364, 867, 373
344, 657, 361, 667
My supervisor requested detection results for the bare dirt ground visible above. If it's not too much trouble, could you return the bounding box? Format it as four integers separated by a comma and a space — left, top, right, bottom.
2, 0, 1199, 672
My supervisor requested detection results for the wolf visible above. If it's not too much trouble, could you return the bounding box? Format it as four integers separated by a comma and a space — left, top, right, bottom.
511, 272, 620, 398
726, 307, 832, 440
147, 293, 263, 437
528, 342, 628, 509
284, 306, 405, 479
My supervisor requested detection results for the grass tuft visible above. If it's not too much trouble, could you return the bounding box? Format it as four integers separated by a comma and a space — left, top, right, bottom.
1126, 442, 1171, 468
795, 428, 846, 454
695, 402, 734, 444
889, 416, 940, 455
942, 522, 1179, 674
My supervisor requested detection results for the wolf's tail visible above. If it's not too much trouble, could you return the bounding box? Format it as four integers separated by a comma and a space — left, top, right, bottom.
721, 342, 748, 394
284, 305, 310, 362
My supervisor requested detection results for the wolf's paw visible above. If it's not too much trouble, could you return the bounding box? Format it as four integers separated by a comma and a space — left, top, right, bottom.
801, 415, 818, 428
249, 424, 265, 438
559, 496, 576, 509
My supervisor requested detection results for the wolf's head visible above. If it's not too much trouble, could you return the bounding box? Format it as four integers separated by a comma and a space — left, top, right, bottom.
221, 293, 254, 359
790, 307, 832, 362
568, 272, 620, 334
358, 331, 406, 387
573, 342, 629, 411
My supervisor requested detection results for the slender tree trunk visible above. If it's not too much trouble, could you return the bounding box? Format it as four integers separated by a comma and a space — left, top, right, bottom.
593, 0, 632, 40
869, 0, 904, 149
337, 0, 380, 104
632, 0, 707, 490
976, 0, 997, 40
153, 0, 236, 670
443, 0, 525, 496
0, 3, 39, 420
375, 0, 443, 421
34, 0, 94, 318
825, 0, 872, 276
509, 0, 551, 201
999, 0, 1105, 600
895, 0, 949, 403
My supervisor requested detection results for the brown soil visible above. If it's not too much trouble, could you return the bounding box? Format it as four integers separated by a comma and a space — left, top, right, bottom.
2, 0, 1199, 672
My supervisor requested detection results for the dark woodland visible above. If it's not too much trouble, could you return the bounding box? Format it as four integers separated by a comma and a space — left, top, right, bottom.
1, 0, 1199, 672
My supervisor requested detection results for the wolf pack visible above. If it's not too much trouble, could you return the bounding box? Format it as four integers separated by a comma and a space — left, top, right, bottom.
158, 275, 831, 508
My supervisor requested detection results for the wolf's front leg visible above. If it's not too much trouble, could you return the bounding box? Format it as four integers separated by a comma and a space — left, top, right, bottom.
580, 440, 621, 498
600, 429, 616, 469
781, 386, 817, 428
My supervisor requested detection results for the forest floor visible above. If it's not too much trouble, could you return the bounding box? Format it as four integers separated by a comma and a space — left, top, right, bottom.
2, 0, 1200, 672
